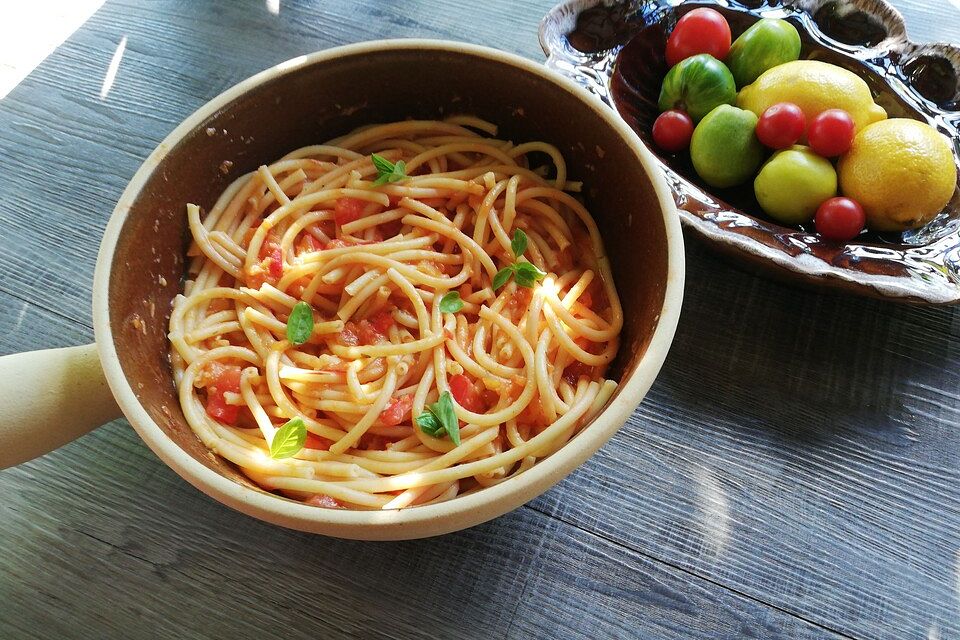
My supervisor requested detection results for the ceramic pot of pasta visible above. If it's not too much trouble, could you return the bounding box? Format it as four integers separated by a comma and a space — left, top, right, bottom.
0, 41, 683, 539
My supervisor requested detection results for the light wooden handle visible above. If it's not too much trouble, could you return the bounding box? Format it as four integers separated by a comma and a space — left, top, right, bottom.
0, 343, 121, 469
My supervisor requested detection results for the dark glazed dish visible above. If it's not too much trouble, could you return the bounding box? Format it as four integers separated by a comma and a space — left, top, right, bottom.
540, 0, 960, 304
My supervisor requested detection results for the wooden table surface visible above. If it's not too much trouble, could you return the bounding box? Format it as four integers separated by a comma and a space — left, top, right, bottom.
1, 1, 959, 638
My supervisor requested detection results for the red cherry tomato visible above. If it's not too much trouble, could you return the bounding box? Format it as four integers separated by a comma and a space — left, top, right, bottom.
808, 109, 855, 157
652, 110, 695, 152
815, 197, 866, 241
665, 8, 732, 67
756, 102, 806, 149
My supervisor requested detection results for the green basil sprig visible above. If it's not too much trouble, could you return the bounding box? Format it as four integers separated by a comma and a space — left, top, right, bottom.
493, 229, 546, 290
415, 391, 460, 446
286, 301, 314, 345
439, 291, 464, 313
270, 417, 307, 459
371, 153, 408, 186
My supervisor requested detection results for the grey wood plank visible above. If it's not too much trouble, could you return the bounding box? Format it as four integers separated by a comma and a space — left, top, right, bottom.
0, 423, 843, 640
1, 1, 959, 639
530, 242, 960, 639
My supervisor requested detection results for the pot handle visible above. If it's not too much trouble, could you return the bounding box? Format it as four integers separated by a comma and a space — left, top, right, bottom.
0, 343, 121, 469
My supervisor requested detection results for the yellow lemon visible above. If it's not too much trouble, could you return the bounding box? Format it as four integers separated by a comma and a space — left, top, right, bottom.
737, 60, 887, 135
838, 119, 957, 232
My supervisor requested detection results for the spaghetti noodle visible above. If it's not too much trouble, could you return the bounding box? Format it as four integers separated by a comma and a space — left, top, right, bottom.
168, 118, 623, 510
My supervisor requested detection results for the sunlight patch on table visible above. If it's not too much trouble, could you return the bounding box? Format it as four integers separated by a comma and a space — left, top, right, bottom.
266, 0, 280, 16
99, 36, 128, 99
0, 0, 105, 99
692, 465, 731, 558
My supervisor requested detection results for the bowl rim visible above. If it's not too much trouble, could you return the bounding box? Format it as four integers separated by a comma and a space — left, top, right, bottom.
92, 38, 685, 539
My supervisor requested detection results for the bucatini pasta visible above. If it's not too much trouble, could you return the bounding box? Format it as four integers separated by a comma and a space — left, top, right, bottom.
168, 117, 622, 510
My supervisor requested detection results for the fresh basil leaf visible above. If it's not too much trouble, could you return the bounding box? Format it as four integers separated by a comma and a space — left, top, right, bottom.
510, 229, 528, 259
416, 410, 444, 437
371, 153, 407, 186
514, 260, 546, 278
415, 392, 461, 444
514, 270, 535, 288
439, 291, 464, 314
286, 301, 315, 345
371, 153, 395, 175
513, 261, 546, 288
447, 418, 461, 446
434, 391, 460, 446
270, 417, 307, 459
492, 266, 514, 291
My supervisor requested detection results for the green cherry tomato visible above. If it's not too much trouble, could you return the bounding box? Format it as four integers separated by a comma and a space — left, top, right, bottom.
726, 18, 802, 89
658, 54, 737, 122
690, 105, 764, 188
754, 145, 837, 224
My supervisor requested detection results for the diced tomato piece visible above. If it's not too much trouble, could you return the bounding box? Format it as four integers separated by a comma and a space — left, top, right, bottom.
207, 298, 231, 314
380, 219, 403, 237
370, 309, 395, 334
334, 197, 367, 225
266, 245, 283, 280
481, 388, 499, 408
508, 287, 532, 311
358, 433, 387, 450
304, 432, 333, 450
357, 320, 382, 345
341, 316, 392, 346
519, 396, 549, 427
257, 233, 276, 259
254, 233, 283, 282
379, 394, 413, 426
305, 494, 342, 508
204, 363, 243, 425
563, 361, 595, 385
339, 323, 360, 346
297, 233, 320, 255
449, 374, 485, 413
246, 268, 267, 290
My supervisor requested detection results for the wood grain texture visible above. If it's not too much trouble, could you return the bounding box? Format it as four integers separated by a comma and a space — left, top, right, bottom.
1, 1, 959, 639
0, 445, 840, 640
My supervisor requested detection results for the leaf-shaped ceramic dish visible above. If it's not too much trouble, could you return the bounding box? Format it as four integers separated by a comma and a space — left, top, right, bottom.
540, 0, 960, 304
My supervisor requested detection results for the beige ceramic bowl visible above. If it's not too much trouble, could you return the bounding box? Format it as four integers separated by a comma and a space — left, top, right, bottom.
0, 40, 683, 540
